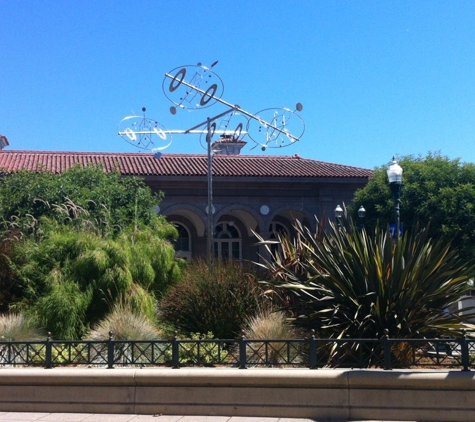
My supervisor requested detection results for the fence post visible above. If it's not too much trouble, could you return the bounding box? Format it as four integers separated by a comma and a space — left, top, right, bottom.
382, 329, 391, 370
239, 331, 247, 369
107, 331, 114, 369
45, 332, 52, 369
309, 329, 317, 369
172, 332, 180, 369
460, 330, 470, 372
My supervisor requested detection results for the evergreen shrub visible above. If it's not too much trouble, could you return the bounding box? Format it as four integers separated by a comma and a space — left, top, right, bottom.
160, 259, 267, 339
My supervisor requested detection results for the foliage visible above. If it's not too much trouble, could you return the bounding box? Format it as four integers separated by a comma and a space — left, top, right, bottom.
12, 222, 181, 339
117, 228, 184, 298
159, 259, 267, 339
83, 303, 163, 367
0, 313, 44, 341
33, 278, 92, 340
172, 332, 229, 366
255, 217, 475, 341
0, 164, 168, 238
85, 302, 161, 341
352, 152, 475, 261
0, 237, 21, 312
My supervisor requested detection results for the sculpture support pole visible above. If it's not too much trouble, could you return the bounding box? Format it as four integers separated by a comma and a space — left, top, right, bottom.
207, 117, 214, 272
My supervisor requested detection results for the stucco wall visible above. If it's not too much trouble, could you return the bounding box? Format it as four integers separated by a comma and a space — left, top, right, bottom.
0, 368, 474, 421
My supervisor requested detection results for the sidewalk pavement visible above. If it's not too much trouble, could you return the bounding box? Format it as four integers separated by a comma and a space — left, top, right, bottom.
0, 413, 398, 422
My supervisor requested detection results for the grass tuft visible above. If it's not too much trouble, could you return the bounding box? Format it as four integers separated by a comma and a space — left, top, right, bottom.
85, 302, 161, 341
0, 313, 44, 341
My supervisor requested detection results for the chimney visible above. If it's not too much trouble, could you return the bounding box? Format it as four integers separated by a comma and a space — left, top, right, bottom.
0, 135, 9, 150
211, 135, 247, 155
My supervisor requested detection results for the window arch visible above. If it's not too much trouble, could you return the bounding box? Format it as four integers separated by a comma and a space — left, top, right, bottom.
214, 221, 241, 260
269, 221, 289, 255
172, 222, 191, 260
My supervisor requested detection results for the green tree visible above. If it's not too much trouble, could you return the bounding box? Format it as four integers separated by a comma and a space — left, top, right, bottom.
352, 153, 475, 261
0, 164, 165, 237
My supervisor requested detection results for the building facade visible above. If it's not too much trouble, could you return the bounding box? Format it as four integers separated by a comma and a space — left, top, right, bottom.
0, 142, 373, 262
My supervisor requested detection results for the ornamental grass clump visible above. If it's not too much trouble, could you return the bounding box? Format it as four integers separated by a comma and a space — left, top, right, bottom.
85, 302, 163, 366
85, 302, 161, 341
0, 313, 43, 341
243, 310, 303, 366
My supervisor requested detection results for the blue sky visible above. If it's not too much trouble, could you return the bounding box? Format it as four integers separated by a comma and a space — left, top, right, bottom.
1, 1, 474, 169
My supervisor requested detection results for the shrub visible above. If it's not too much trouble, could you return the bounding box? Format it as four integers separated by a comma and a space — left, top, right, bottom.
244, 310, 300, 340
160, 259, 267, 339
82, 303, 162, 366
12, 222, 180, 339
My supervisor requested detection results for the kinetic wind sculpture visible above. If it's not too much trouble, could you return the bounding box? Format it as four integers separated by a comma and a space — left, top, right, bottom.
118, 61, 305, 155
118, 62, 305, 261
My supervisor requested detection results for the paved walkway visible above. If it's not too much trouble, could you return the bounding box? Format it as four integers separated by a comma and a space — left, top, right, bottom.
0, 413, 398, 422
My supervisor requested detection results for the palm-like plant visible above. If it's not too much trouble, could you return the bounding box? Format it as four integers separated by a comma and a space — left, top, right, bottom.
255, 216, 475, 341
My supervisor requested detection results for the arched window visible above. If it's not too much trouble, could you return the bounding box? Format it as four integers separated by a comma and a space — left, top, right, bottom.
214, 222, 241, 260
269, 221, 289, 255
172, 223, 191, 260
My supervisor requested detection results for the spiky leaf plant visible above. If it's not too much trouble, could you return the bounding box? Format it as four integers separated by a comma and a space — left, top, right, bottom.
255, 216, 475, 341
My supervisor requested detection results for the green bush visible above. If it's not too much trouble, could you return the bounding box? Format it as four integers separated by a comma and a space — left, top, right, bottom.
160, 260, 267, 339
0, 238, 21, 313
9, 217, 182, 340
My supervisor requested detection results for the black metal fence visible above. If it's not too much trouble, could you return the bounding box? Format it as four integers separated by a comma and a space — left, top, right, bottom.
1, 333, 475, 370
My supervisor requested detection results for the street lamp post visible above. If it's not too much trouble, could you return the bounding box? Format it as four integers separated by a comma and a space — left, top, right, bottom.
387, 157, 403, 240
334, 205, 344, 228
357, 205, 366, 230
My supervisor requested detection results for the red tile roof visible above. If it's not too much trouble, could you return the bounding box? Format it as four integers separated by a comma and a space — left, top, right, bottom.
0, 150, 373, 179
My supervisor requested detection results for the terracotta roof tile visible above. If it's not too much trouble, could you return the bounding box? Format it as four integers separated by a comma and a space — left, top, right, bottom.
0, 150, 373, 179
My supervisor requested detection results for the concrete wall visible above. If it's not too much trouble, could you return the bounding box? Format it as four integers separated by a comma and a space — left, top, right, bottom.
0, 368, 474, 421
